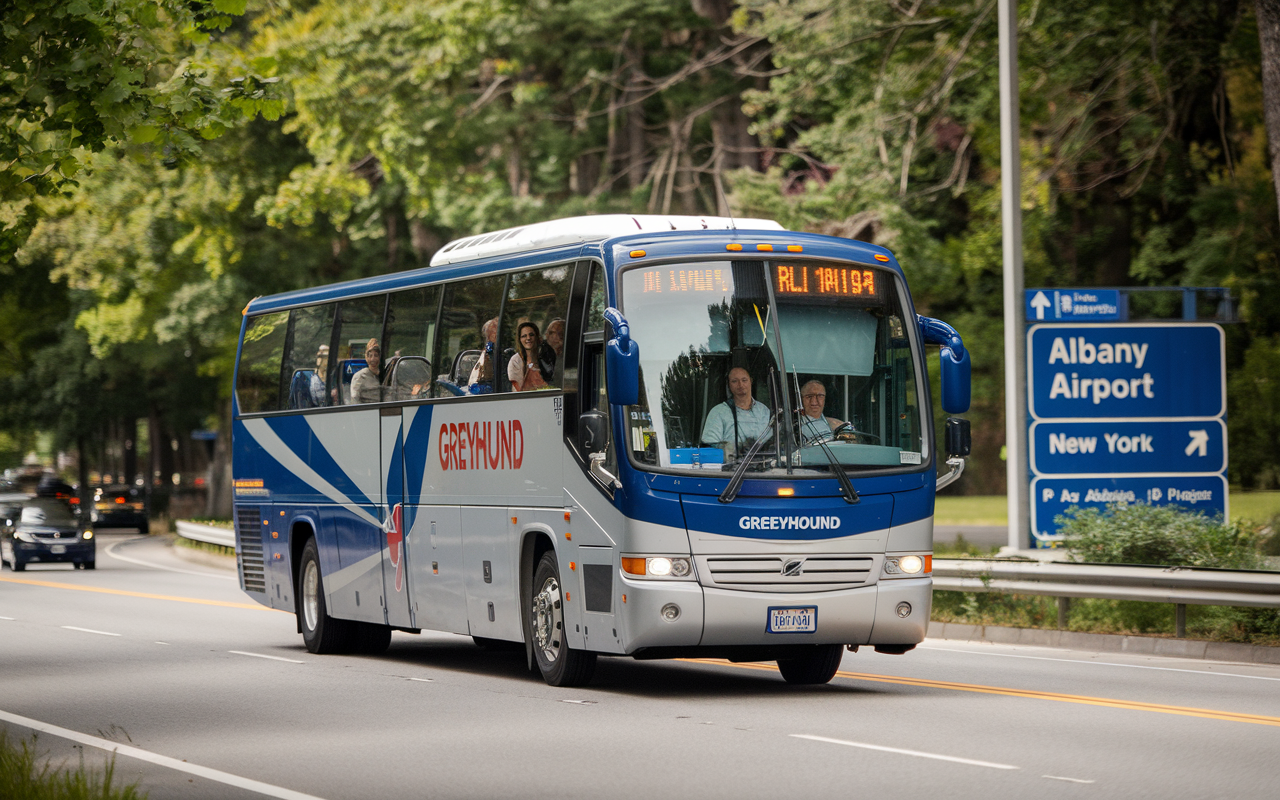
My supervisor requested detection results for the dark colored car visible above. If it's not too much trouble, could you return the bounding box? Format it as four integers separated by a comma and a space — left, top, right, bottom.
1, 496, 96, 571
91, 486, 149, 533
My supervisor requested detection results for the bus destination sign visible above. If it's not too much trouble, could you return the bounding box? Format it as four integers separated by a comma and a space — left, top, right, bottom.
774, 263, 879, 299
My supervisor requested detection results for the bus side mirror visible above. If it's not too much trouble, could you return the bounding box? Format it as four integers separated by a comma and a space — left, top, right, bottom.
603, 307, 640, 406
945, 417, 971, 458
579, 411, 609, 456
918, 315, 971, 414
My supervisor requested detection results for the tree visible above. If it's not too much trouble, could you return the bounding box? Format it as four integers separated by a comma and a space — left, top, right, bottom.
0, 0, 279, 261
1258, 0, 1280, 228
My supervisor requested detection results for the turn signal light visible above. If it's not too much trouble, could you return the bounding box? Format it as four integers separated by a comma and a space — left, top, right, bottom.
630, 250, 646, 258
726, 243, 743, 252
622, 557, 646, 575
874, 254, 890, 262
777, 487, 795, 497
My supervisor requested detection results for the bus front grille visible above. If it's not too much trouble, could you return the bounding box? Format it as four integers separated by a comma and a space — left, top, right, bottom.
698, 555, 876, 592
235, 506, 267, 593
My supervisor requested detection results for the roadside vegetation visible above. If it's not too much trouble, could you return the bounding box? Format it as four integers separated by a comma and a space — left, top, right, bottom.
932, 502, 1280, 645
0, 731, 145, 800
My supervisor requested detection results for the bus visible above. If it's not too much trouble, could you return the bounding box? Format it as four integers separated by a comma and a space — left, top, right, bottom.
231, 214, 971, 686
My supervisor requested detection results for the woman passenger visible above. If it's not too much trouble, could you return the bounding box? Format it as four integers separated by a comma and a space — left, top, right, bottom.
508, 321, 549, 392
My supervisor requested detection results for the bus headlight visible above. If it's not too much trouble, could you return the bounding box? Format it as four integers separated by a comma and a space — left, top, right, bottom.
883, 554, 931, 577
621, 556, 695, 580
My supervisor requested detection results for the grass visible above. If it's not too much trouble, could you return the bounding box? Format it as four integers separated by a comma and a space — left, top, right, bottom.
931, 591, 1280, 647
0, 731, 145, 800
935, 490, 1280, 526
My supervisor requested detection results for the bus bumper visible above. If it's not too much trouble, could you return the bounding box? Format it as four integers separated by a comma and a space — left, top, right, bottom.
618, 577, 932, 651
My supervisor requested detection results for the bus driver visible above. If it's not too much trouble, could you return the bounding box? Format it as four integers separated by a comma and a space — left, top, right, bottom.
700, 367, 771, 460
797, 380, 844, 443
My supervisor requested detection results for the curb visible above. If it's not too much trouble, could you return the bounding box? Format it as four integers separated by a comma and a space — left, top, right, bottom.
927, 621, 1280, 666
170, 537, 237, 571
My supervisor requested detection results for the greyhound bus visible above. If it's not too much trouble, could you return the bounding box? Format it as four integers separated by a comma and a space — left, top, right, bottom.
231, 214, 971, 686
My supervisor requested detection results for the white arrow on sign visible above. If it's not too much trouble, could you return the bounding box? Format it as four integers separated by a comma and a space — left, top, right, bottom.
1185, 430, 1209, 457
1030, 291, 1051, 320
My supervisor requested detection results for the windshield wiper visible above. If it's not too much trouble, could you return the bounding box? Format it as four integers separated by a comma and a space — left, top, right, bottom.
804, 432, 860, 505
718, 407, 781, 504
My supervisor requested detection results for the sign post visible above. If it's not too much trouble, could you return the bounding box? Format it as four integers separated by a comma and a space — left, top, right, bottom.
1024, 319, 1228, 544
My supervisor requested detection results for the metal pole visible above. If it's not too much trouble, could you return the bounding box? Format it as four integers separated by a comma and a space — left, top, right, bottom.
999, 0, 1029, 552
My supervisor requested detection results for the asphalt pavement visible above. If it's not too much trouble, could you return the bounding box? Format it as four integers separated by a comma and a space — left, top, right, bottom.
2, 533, 1277, 799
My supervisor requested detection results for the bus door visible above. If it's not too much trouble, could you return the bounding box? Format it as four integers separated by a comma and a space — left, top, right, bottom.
380, 407, 414, 628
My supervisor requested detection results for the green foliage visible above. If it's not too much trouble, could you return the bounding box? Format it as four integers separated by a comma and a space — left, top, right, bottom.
1229, 337, 1280, 488
0, 731, 146, 800
1058, 502, 1263, 569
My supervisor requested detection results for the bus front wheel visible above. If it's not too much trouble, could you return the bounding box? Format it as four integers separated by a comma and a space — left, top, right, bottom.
777, 644, 844, 685
299, 538, 355, 654
530, 551, 596, 687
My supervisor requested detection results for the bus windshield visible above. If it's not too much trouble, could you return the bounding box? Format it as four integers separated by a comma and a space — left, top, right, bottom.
619, 260, 926, 477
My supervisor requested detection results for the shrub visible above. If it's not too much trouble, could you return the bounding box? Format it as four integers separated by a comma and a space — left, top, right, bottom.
1056, 502, 1263, 569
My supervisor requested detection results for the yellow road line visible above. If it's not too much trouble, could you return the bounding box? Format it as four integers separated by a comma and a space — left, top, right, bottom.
0, 575, 281, 612
679, 658, 1280, 727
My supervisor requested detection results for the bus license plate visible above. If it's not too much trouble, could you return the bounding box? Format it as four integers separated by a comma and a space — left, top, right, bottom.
50, 545, 67, 554
768, 606, 816, 633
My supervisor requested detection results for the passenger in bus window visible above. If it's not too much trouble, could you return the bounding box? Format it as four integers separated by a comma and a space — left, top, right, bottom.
350, 339, 383, 403
699, 367, 771, 459
310, 345, 330, 406
467, 318, 499, 393
509, 322, 549, 392
541, 317, 564, 383
797, 380, 843, 444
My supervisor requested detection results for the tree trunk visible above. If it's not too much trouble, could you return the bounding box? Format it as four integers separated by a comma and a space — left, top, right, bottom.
206, 400, 233, 519
76, 435, 90, 508
1258, 0, 1280, 228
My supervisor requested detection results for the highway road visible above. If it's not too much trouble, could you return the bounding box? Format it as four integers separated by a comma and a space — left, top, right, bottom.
2, 533, 1277, 799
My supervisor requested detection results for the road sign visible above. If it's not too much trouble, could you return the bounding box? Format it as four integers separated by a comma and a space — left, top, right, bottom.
1027, 323, 1224, 420
1026, 289, 1121, 322
1031, 475, 1228, 538
1026, 321, 1227, 543
1029, 420, 1226, 476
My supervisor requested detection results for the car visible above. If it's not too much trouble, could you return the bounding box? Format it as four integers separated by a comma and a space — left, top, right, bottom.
1, 495, 96, 571
90, 485, 149, 533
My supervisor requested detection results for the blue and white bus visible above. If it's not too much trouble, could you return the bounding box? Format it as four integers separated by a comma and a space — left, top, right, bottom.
232, 214, 971, 686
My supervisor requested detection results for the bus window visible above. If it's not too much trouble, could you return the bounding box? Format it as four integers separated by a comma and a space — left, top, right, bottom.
283, 303, 337, 410
333, 295, 388, 404
385, 286, 441, 401
586, 265, 607, 332
434, 276, 505, 396
500, 264, 572, 391
237, 311, 290, 413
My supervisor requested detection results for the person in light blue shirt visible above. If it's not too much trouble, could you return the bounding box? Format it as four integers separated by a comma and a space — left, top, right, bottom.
797, 379, 843, 444
700, 367, 772, 460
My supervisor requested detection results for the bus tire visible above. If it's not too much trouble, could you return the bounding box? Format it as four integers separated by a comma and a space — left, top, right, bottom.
298, 538, 354, 654
530, 551, 596, 687
353, 622, 392, 655
777, 644, 844, 685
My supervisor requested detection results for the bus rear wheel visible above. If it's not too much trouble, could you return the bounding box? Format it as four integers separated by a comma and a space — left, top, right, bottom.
530, 551, 595, 687
777, 644, 844, 685
299, 538, 356, 654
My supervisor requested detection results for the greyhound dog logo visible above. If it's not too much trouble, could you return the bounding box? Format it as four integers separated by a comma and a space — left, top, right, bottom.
386, 503, 405, 592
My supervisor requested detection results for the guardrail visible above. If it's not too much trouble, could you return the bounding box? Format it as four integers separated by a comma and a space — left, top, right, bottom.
174, 520, 235, 549
933, 558, 1280, 637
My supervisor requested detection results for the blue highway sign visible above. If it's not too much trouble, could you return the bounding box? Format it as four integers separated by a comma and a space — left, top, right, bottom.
1030, 419, 1226, 476
1031, 475, 1229, 538
1027, 323, 1224, 420
1026, 289, 1121, 322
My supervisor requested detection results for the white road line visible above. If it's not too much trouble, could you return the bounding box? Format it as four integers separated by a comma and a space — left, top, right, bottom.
1043, 775, 1096, 784
229, 650, 305, 664
408, 677, 434, 682
0, 708, 327, 800
920, 644, 1280, 681
792, 734, 1019, 770
105, 538, 237, 580
155, 641, 170, 645
61, 626, 120, 637
0, 616, 14, 620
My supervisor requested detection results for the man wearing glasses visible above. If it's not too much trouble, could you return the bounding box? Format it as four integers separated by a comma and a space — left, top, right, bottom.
797, 380, 843, 444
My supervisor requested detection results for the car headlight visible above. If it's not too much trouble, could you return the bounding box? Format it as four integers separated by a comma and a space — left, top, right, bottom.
620, 555, 695, 580
14, 531, 36, 543
82, 529, 94, 540
883, 554, 931, 577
